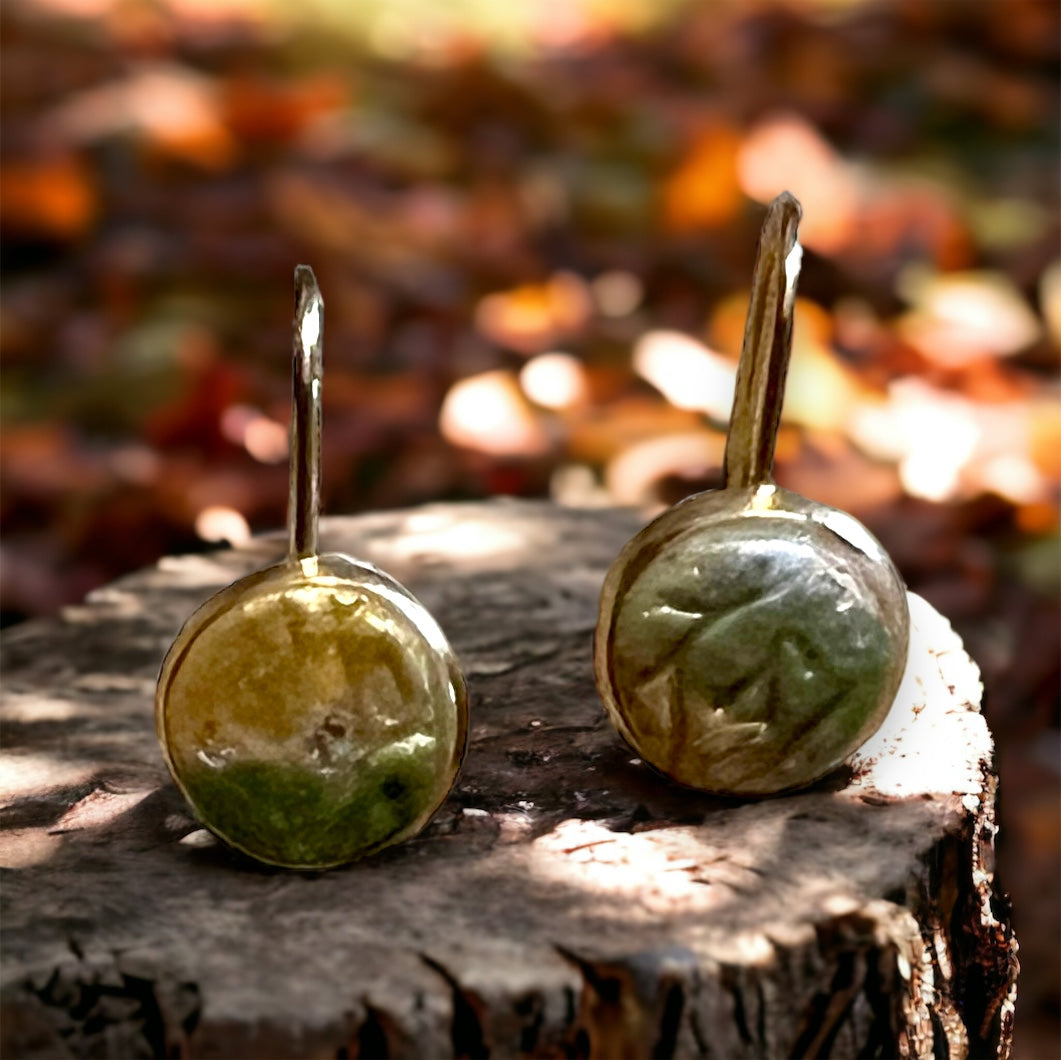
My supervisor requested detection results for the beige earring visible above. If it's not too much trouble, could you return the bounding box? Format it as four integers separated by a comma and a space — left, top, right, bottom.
594, 193, 909, 796
156, 267, 468, 868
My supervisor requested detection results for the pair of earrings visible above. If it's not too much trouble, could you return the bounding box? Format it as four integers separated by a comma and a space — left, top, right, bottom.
156, 194, 909, 870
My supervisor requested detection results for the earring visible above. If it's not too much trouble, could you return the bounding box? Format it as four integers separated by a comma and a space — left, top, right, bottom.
156, 267, 468, 868
594, 193, 909, 796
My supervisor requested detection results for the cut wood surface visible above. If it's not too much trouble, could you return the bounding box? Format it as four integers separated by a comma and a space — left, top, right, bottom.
0, 500, 1017, 1059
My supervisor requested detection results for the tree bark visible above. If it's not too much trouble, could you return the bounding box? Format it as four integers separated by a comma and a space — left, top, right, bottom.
0, 500, 1017, 1059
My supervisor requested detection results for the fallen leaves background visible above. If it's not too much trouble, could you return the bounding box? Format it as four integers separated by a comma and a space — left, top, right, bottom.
1, 0, 1057, 1050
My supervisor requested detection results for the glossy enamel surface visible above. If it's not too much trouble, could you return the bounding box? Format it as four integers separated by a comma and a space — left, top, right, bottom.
595, 485, 909, 795
157, 553, 467, 868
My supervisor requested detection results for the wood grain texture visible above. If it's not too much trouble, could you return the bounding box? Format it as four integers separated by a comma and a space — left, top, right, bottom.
0, 500, 1017, 1059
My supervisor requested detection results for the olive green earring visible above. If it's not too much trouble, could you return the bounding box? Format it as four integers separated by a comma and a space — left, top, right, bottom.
156, 267, 468, 868
594, 193, 909, 796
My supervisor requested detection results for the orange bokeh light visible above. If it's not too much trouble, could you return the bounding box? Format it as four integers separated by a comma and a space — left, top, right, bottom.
738, 112, 860, 254
440, 370, 549, 456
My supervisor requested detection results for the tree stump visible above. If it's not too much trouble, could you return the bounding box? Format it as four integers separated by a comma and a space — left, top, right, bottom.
0, 500, 1018, 1059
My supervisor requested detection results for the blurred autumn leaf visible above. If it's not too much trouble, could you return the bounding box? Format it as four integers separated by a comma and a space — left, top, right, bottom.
2, 0, 1057, 623
0, 155, 97, 239
1, 0, 1056, 601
